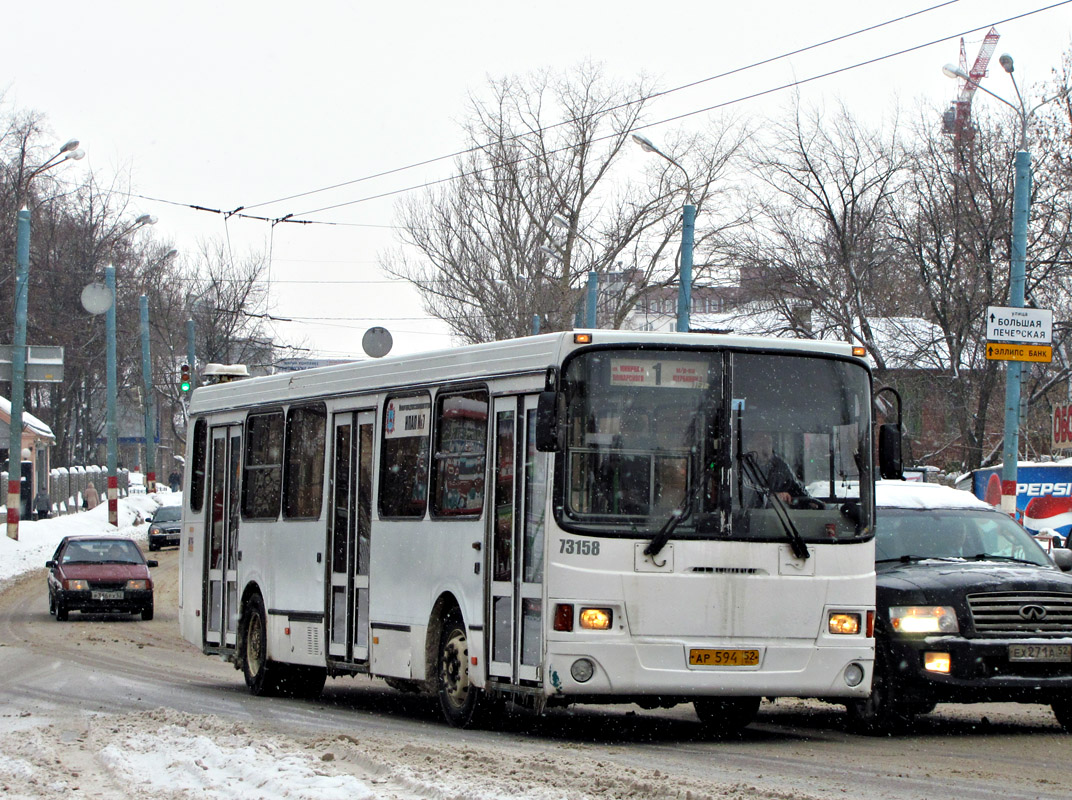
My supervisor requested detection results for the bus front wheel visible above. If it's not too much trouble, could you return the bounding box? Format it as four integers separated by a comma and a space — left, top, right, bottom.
437, 612, 489, 728
241, 593, 282, 696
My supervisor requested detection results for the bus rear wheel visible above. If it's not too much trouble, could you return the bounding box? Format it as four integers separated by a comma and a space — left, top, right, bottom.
693, 696, 761, 736
437, 612, 491, 728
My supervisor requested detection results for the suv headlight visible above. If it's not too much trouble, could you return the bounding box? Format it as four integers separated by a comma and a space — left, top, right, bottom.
889, 605, 958, 634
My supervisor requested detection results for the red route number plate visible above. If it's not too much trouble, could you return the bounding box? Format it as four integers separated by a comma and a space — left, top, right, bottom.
689, 648, 760, 667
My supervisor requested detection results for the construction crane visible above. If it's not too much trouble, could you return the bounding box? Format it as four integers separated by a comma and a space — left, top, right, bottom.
942, 27, 1001, 147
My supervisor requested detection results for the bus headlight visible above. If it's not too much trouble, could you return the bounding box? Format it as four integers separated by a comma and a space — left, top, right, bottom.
889, 606, 959, 634
579, 608, 612, 630
828, 612, 861, 635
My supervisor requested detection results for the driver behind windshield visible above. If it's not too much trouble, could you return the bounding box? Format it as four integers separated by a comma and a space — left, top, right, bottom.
746, 431, 808, 505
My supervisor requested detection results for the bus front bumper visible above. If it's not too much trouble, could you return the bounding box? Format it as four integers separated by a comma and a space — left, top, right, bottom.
544, 639, 874, 700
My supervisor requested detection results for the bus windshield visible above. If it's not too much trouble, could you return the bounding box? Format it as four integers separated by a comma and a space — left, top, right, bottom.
560, 348, 873, 543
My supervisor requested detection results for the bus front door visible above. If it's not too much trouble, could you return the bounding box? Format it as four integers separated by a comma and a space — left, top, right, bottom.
488, 396, 546, 685
327, 410, 374, 663
205, 424, 241, 649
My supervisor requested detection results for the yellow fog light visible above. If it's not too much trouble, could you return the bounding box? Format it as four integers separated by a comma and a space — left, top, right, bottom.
579, 608, 612, 630
828, 612, 861, 635
924, 652, 951, 674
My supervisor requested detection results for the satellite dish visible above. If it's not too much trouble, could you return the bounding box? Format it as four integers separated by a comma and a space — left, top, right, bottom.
81, 283, 114, 315
362, 326, 393, 358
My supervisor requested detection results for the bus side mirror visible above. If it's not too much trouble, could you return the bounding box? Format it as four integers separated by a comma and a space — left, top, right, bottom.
878, 423, 903, 480
536, 391, 563, 452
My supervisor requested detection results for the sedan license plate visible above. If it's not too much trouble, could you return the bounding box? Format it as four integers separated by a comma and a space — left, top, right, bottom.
689, 648, 760, 667
1009, 643, 1072, 663
91, 590, 124, 600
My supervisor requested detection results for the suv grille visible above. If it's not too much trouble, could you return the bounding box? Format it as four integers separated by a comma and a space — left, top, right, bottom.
968, 592, 1072, 635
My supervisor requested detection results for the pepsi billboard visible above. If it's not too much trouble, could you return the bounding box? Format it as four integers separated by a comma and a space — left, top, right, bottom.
972, 464, 1072, 538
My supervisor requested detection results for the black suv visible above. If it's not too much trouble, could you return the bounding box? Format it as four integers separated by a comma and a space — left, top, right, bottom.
848, 481, 1072, 733
147, 504, 183, 551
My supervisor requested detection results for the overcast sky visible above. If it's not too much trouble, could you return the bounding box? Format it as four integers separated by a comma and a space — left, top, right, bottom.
3, 1, 1070, 360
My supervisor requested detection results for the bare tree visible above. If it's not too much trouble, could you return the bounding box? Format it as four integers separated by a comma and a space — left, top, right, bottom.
149, 238, 282, 449
385, 63, 747, 342
724, 100, 908, 366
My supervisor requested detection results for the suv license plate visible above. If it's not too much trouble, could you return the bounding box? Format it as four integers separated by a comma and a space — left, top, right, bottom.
91, 590, 124, 600
689, 648, 760, 667
1008, 644, 1072, 662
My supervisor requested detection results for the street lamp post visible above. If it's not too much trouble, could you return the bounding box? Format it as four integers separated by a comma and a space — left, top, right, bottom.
102, 214, 157, 525
6, 139, 84, 540
632, 134, 695, 333
943, 55, 1057, 516
139, 248, 176, 496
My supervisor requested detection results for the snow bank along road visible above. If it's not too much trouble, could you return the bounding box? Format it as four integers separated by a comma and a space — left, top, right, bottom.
2, 549, 1072, 799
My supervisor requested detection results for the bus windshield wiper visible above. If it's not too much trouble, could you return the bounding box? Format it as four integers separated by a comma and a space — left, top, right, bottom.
740, 451, 810, 560
644, 456, 716, 560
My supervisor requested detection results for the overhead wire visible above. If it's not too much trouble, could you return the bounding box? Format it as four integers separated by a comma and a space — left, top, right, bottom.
128, 0, 1072, 226
294, 0, 1072, 217
237, 0, 961, 213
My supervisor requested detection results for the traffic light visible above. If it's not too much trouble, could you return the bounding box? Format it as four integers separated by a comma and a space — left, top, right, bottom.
180, 364, 191, 393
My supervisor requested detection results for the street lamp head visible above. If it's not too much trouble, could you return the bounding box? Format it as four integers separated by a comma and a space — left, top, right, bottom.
135, 214, 158, 226
942, 63, 969, 81
999, 54, 1014, 74
631, 133, 658, 154
539, 244, 562, 261
59, 139, 80, 153
65, 148, 86, 162
551, 213, 570, 230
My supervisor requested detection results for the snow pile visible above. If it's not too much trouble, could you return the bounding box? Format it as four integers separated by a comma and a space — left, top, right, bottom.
99, 725, 377, 800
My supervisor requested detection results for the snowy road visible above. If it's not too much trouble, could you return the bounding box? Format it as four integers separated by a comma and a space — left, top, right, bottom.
3, 546, 1072, 799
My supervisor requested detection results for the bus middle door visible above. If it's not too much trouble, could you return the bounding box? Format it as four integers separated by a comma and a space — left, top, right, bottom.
327, 410, 374, 664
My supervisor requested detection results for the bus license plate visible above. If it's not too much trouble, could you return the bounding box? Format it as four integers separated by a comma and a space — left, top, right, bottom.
689, 648, 760, 667
92, 590, 124, 600
1009, 644, 1072, 662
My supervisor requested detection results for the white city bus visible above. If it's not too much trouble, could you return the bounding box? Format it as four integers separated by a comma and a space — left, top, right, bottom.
178, 330, 894, 732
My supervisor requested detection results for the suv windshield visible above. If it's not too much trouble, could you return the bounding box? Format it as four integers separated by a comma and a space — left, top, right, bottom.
559, 347, 873, 543
876, 508, 1051, 567
152, 506, 182, 522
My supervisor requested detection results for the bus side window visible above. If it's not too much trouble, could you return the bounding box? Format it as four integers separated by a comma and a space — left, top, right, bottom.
189, 418, 208, 513
431, 390, 488, 518
283, 404, 326, 519
243, 411, 284, 519
379, 393, 431, 518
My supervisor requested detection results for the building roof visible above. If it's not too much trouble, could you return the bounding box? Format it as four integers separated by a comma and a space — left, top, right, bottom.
0, 396, 56, 441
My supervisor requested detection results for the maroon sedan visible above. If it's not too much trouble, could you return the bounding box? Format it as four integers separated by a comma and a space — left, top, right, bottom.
46, 535, 157, 621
